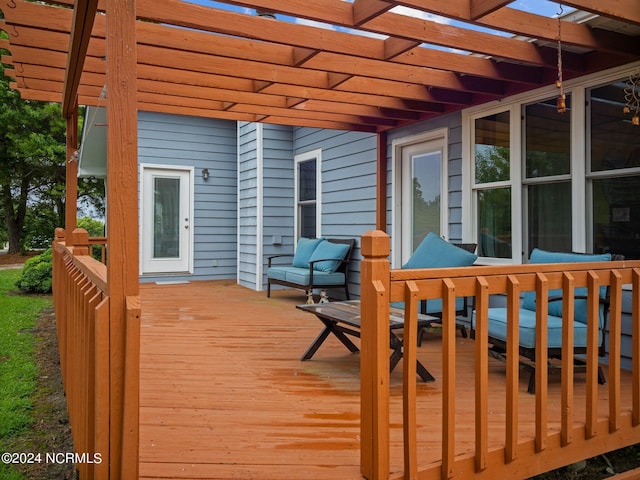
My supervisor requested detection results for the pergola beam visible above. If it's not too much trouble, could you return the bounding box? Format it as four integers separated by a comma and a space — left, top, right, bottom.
62, 0, 98, 118
470, 0, 512, 20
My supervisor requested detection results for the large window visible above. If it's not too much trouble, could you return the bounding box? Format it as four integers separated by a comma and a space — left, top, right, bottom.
294, 150, 321, 240
474, 111, 512, 258
523, 97, 572, 253
589, 81, 640, 259
466, 66, 640, 263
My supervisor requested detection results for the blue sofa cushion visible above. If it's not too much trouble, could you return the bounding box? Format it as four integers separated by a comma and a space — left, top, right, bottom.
284, 268, 345, 286
292, 237, 324, 268
403, 232, 477, 269
309, 240, 350, 273
474, 308, 594, 350
522, 248, 611, 325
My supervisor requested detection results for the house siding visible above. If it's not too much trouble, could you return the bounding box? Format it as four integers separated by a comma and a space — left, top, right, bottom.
237, 122, 295, 290
293, 128, 378, 299
137, 111, 237, 283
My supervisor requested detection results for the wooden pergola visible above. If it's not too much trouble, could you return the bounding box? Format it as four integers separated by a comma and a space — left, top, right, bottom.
2, 1, 640, 479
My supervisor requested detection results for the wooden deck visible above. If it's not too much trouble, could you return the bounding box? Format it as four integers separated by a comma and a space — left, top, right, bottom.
138, 280, 636, 480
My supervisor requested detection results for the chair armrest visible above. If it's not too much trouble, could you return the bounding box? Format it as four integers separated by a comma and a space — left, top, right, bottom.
267, 254, 294, 267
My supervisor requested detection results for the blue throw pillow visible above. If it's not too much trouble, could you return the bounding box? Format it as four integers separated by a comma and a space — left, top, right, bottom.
402, 232, 477, 269
309, 240, 350, 272
292, 237, 324, 268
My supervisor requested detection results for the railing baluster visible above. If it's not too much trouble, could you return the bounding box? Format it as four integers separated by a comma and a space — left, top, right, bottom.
403, 281, 420, 479
632, 269, 640, 427
442, 278, 456, 480
535, 273, 549, 452
505, 275, 520, 461
609, 270, 623, 433
586, 272, 599, 439
474, 276, 489, 470
561, 273, 575, 446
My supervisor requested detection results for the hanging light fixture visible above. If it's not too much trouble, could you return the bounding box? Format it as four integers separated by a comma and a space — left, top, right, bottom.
556, 4, 566, 113
624, 68, 640, 126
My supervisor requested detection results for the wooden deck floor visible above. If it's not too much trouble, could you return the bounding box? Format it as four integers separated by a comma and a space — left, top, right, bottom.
138, 281, 636, 480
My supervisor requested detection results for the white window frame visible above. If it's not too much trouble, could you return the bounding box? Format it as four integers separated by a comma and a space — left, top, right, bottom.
462, 62, 640, 264
391, 129, 449, 268
293, 148, 322, 242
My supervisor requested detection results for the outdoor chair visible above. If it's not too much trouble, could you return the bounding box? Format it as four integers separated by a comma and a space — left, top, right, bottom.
391, 232, 477, 344
267, 237, 356, 303
472, 248, 622, 394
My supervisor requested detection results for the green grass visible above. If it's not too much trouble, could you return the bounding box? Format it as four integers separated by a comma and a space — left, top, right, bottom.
0, 268, 51, 479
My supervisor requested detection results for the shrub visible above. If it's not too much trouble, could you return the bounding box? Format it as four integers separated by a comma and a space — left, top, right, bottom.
15, 248, 53, 294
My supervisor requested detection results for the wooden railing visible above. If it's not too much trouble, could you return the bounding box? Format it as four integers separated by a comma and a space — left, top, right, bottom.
52, 228, 140, 479
360, 230, 640, 480
89, 236, 108, 264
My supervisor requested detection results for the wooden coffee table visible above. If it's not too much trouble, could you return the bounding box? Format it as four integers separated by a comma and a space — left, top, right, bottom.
297, 300, 435, 382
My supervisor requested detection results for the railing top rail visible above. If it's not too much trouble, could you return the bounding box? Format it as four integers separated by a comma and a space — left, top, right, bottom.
54, 239, 108, 292
390, 260, 640, 282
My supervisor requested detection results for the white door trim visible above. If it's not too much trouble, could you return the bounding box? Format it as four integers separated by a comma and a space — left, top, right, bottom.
140, 164, 194, 275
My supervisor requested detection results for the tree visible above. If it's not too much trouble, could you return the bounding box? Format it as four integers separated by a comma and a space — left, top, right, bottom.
0, 33, 104, 254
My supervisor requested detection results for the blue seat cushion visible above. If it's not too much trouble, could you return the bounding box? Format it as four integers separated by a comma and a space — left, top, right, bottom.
268, 266, 345, 286
474, 308, 593, 350
403, 232, 477, 269
292, 237, 324, 268
308, 240, 350, 272
522, 248, 611, 325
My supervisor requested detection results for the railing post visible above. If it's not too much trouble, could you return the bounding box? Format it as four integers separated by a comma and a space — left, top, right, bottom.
69, 228, 90, 257
360, 230, 390, 480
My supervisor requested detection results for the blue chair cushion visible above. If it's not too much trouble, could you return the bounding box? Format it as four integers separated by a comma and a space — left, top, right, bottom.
309, 240, 350, 273
403, 232, 477, 269
292, 237, 324, 268
474, 308, 593, 350
522, 249, 611, 325
284, 268, 345, 286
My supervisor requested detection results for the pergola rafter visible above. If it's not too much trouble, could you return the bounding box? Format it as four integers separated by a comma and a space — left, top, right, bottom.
2, 0, 639, 132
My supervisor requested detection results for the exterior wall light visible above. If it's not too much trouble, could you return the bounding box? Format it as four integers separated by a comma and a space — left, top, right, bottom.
202, 168, 209, 180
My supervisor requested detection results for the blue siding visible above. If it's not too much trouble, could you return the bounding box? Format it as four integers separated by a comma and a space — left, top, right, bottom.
137, 111, 237, 283
293, 128, 378, 298
237, 122, 259, 289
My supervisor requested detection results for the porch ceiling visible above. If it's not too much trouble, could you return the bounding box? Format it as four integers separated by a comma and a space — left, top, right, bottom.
1, 0, 639, 133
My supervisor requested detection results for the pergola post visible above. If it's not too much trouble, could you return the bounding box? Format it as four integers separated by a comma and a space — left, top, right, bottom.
376, 132, 387, 232
105, 0, 140, 477
65, 104, 78, 245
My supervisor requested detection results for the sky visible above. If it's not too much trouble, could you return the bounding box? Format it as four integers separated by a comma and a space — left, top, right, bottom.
184, 0, 575, 52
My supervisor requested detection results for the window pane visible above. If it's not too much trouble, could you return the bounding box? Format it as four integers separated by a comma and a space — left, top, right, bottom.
528, 182, 572, 253
475, 111, 510, 183
298, 159, 316, 201
153, 177, 180, 259
477, 187, 511, 258
590, 81, 640, 172
299, 204, 316, 238
525, 97, 571, 178
412, 151, 441, 248
593, 176, 640, 259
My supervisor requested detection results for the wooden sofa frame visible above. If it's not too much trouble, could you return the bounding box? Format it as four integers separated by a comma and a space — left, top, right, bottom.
266, 238, 357, 301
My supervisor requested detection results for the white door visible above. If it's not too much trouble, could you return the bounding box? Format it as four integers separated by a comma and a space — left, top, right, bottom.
400, 138, 447, 264
141, 166, 192, 274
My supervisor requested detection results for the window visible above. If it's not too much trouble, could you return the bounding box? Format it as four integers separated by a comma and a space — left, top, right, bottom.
588, 81, 640, 259
294, 150, 321, 240
465, 66, 640, 263
473, 111, 513, 259
523, 97, 572, 253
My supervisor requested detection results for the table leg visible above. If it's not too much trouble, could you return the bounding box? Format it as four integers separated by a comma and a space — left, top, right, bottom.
390, 331, 435, 383
301, 318, 360, 360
